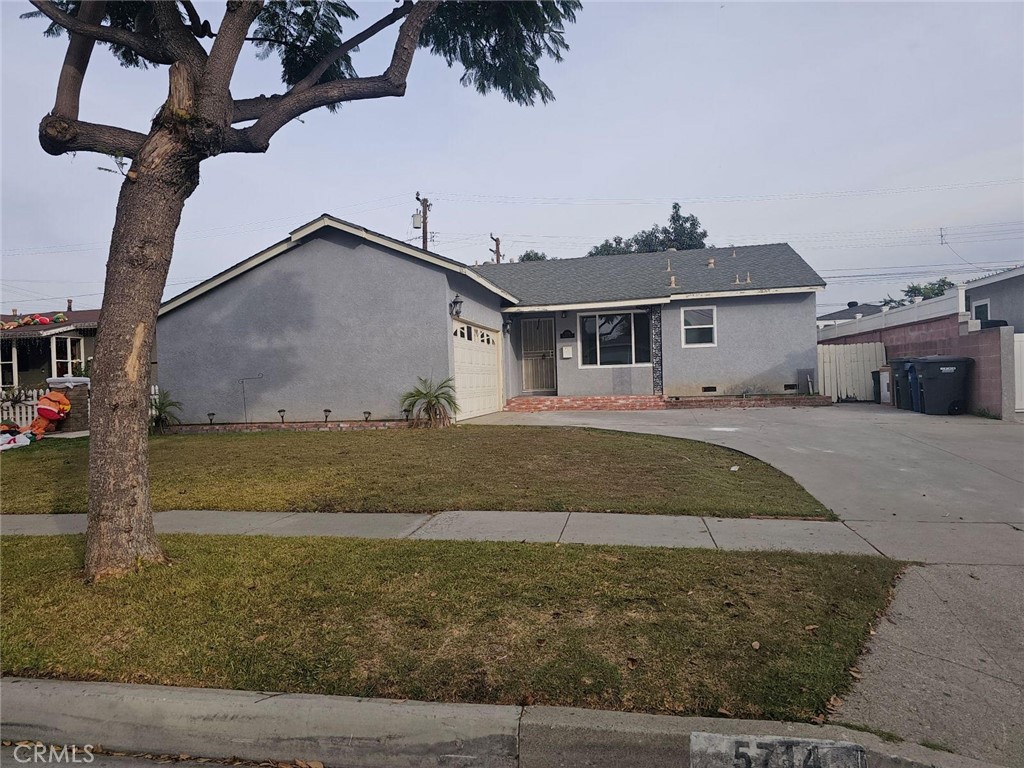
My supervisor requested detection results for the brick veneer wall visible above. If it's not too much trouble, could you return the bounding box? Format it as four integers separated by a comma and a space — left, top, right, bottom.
505, 394, 831, 412
169, 420, 412, 434
819, 314, 1009, 417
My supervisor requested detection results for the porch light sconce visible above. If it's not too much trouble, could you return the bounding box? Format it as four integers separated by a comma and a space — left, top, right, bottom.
278, 409, 286, 423
502, 319, 513, 335
449, 294, 464, 318
363, 411, 371, 422
207, 412, 215, 425
561, 311, 567, 319
323, 408, 332, 423
402, 408, 412, 421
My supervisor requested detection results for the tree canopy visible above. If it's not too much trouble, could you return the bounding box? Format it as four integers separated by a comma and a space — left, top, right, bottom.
588, 203, 708, 256
517, 249, 548, 262
881, 277, 955, 308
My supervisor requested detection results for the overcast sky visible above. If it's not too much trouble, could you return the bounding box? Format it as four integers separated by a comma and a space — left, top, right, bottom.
2, 1, 1022, 314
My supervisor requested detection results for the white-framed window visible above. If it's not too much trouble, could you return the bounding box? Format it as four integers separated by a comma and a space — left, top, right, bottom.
972, 299, 990, 323
51, 336, 84, 377
682, 306, 717, 347
578, 311, 652, 367
1, 339, 16, 388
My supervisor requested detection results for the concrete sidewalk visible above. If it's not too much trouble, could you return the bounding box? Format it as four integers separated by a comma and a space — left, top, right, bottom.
1, 677, 999, 768
5, 508, 1024, 564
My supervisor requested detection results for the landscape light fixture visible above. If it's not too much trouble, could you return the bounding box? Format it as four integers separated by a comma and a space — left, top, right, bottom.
278, 409, 286, 423
402, 408, 412, 421
207, 412, 215, 425
449, 294, 464, 318
363, 411, 371, 422
323, 408, 332, 423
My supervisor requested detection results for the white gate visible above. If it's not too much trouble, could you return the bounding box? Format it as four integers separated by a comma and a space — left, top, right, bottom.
817, 342, 887, 403
1015, 334, 1024, 413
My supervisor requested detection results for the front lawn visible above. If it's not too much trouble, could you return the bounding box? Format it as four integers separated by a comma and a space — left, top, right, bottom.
1, 535, 898, 721
0, 426, 828, 517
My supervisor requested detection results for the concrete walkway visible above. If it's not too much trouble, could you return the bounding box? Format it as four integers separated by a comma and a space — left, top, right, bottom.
6, 508, 1024, 564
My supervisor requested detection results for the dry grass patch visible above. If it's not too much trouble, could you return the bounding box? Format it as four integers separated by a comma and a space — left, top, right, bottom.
0, 426, 828, 518
1, 535, 898, 721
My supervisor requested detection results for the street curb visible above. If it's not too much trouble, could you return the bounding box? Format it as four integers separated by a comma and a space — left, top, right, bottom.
0, 678, 1000, 768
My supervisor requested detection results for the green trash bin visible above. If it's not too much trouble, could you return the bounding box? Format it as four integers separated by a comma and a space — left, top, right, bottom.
915, 356, 973, 415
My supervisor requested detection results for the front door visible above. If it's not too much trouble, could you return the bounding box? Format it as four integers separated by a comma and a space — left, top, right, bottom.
521, 317, 556, 393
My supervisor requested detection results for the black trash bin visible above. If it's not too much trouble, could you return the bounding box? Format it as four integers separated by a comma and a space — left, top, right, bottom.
871, 370, 882, 404
914, 356, 973, 415
908, 362, 923, 413
889, 358, 913, 410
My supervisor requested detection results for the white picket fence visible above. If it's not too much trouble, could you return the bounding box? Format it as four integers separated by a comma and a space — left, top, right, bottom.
1, 385, 160, 428
817, 342, 886, 403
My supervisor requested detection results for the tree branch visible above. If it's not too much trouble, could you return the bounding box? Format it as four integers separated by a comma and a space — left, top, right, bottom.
51, 0, 106, 120
290, 0, 414, 95
199, 1, 264, 124
231, 94, 285, 123
39, 115, 147, 158
237, 0, 438, 151
152, 1, 207, 73
29, 0, 174, 65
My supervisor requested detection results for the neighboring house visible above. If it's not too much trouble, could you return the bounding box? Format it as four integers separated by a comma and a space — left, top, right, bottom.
816, 301, 884, 329
0, 304, 99, 389
156, 215, 825, 423
964, 264, 1024, 331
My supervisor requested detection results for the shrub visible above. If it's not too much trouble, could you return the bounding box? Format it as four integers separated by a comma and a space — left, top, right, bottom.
150, 389, 183, 434
400, 377, 459, 428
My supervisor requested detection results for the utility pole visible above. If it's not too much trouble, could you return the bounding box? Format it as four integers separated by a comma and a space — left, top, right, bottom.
490, 233, 502, 263
415, 191, 431, 251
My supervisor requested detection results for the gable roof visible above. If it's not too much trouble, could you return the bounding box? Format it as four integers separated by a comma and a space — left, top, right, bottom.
160, 214, 518, 316
475, 243, 825, 310
816, 303, 885, 322
1, 310, 101, 340
964, 264, 1024, 290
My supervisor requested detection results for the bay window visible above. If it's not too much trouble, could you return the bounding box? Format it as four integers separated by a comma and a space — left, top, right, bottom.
579, 311, 652, 367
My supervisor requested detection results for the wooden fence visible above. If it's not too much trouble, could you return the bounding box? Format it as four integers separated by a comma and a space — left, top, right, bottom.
1, 385, 160, 429
817, 342, 886, 403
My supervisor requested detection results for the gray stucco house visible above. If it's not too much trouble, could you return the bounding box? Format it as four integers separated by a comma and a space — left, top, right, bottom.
156, 215, 825, 423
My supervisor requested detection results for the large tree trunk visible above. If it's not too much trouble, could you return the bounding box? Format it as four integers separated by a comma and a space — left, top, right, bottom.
84, 93, 202, 581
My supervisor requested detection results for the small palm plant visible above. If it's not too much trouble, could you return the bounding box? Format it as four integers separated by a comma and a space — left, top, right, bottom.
150, 389, 183, 435
400, 376, 459, 428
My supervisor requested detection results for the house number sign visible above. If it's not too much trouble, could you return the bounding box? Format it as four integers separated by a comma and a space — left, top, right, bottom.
690, 733, 867, 768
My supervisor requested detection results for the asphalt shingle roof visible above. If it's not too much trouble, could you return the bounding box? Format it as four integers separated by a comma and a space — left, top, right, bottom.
816, 303, 884, 322
474, 243, 825, 307
1, 310, 100, 339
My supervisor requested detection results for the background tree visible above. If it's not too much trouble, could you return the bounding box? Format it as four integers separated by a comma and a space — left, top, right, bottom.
517, 249, 548, 262
25, 0, 580, 581
881, 277, 955, 308
587, 203, 708, 256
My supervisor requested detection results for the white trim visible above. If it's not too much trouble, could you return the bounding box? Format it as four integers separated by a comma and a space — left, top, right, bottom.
971, 298, 991, 322
505, 298, 670, 314
51, 336, 84, 378
965, 265, 1024, 290
669, 285, 822, 301
577, 310, 653, 368
681, 305, 717, 348
159, 215, 518, 317
38, 323, 84, 337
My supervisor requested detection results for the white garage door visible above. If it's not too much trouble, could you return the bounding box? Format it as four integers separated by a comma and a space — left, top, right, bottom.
453, 320, 501, 420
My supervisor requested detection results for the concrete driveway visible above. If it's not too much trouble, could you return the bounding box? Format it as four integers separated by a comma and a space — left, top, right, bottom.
474, 403, 1024, 764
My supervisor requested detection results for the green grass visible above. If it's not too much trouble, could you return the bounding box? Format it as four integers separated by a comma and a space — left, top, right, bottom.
0, 426, 829, 518
1, 535, 898, 721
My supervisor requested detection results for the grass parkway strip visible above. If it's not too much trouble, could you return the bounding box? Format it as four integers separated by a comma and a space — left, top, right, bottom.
1, 535, 899, 722
0, 426, 830, 518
